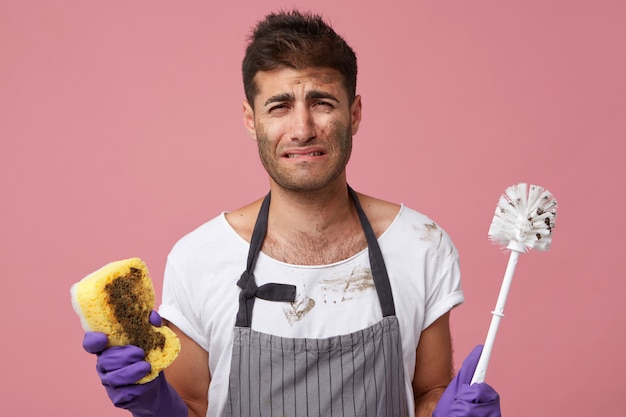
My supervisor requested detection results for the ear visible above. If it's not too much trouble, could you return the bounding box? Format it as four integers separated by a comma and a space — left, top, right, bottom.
242, 100, 257, 140
350, 95, 362, 135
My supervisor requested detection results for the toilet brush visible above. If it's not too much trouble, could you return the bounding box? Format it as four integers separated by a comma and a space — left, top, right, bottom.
471, 183, 558, 384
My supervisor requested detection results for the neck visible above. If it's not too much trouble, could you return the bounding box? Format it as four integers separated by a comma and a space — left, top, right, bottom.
263, 181, 367, 265
268, 181, 357, 234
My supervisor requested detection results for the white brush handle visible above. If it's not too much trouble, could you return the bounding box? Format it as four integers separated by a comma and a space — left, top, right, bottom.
471, 241, 525, 384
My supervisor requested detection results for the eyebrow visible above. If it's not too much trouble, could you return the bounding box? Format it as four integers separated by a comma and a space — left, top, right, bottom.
263, 90, 340, 107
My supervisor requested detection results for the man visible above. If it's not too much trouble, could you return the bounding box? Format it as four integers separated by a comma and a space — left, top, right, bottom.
83, 10, 501, 417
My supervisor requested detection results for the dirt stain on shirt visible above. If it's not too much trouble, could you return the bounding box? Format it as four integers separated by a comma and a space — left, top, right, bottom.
320, 266, 375, 304
420, 222, 443, 249
284, 293, 316, 325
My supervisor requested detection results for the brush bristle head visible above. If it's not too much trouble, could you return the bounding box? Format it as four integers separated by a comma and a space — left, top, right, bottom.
488, 183, 557, 251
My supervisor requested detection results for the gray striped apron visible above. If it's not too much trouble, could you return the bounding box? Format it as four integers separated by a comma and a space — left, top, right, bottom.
226, 187, 409, 417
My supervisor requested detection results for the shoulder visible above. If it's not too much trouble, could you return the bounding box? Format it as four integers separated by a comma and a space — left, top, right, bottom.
168, 212, 238, 260
223, 198, 264, 243
384, 204, 459, 261
354, 192, 401, 238
355, 192, 451, 245
165, 211, 251, 284
172, 197, 265, 248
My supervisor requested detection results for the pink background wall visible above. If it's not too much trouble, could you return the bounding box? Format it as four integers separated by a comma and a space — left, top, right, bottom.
1, 1, 624, 415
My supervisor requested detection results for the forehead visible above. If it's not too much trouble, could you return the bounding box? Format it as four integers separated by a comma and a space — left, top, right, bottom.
252, 67, 347, 102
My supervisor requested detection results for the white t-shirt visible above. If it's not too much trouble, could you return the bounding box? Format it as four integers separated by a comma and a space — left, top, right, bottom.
159, 204, 464, 417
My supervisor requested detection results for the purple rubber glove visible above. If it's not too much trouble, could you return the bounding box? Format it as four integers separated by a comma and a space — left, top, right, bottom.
433, 345, 501, 417
82, 311, 187, 417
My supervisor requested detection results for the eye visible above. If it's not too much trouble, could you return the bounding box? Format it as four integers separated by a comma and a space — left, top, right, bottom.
313, 100, 334, 109
268, 104, 289, 114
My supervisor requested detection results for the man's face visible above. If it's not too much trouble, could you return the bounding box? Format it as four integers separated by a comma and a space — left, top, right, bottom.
243, 67, 362, 193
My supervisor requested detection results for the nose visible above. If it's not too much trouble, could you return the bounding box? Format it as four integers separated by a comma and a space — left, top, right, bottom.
290, 104, 316, 142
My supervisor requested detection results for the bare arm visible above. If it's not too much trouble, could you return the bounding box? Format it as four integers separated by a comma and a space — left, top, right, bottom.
412, 312, 454, 417
164, 321, 210, 417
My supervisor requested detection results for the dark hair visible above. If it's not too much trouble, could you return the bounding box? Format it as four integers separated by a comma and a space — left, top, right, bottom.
242, 10, 358, 106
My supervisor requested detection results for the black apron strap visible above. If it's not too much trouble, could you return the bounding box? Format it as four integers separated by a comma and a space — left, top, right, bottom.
235, 193, 296, 327
348, 186, 396, 317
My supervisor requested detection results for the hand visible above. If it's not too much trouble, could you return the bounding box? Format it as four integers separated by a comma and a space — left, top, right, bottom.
82, 311, 187, 417
433, 345, 501, 417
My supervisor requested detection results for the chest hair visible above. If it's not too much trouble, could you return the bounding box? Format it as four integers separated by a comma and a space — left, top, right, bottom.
262, 229, 368, 265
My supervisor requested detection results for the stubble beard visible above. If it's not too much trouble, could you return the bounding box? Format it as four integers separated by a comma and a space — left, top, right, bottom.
256, 121, 353, 193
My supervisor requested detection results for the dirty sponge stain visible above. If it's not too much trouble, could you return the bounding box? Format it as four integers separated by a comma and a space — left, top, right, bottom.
70, 258, 180, 384
105, 267, 166, 353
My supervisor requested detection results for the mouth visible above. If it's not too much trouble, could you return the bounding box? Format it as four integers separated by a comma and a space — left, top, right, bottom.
285, 151, 325, 158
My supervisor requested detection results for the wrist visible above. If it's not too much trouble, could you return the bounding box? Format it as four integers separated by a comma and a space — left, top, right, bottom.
128, 373, 188, 417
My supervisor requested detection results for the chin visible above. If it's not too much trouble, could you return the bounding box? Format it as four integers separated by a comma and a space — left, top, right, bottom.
271, 173, 346, 194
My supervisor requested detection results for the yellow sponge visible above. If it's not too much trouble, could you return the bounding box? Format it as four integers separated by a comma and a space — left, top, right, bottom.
70, 257, 180, 383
